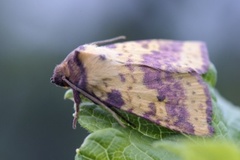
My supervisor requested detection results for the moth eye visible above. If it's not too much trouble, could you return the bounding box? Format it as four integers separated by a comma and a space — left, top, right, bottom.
50, 77, 55, 83
50, 75, 69, 87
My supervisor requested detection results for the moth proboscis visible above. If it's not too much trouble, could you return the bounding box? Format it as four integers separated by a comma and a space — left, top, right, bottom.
51, 36, 213, 136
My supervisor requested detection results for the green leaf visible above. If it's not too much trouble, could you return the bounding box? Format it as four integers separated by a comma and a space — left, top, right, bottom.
62, 64, 240, 160
216, 92, 240, 141
66, 92, 240, 160
64, 89, 74, 101
75, 128, 178, 160
202, 63, 217, 87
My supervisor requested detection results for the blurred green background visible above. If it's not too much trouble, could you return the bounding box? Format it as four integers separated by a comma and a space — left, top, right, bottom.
1, 1, 240, 159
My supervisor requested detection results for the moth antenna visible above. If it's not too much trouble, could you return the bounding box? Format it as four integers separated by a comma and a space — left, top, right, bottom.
91, 36, 126, 46
62, 76, 126, 128
109, 107, 136, 128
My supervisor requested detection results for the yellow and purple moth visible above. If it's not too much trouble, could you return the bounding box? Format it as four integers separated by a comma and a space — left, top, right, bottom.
51, 36, 213, 136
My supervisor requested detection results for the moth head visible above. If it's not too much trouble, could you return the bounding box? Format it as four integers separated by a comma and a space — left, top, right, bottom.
51, 61, 70, 87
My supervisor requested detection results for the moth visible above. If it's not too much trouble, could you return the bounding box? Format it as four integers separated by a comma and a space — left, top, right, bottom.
51, 36, 213, 136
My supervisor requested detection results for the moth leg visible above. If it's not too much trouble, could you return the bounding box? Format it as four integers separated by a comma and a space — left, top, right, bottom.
62, 76, 126, 128
72, 90, 81, 129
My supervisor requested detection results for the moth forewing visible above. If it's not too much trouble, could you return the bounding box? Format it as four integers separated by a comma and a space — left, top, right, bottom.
51, 37, 213, 136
